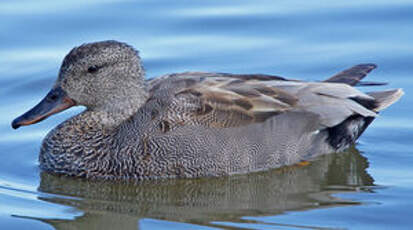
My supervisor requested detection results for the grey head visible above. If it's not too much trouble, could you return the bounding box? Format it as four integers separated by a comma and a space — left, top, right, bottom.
12, 40, 148, 129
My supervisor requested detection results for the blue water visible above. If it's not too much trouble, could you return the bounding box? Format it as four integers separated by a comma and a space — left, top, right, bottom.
1, 0, 413, 229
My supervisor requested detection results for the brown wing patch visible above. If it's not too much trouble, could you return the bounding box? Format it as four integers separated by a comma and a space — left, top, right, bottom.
233, 98, 253, 110
230, 87, 261, 97
254, 86, 278, 96
174, 76, 298, 126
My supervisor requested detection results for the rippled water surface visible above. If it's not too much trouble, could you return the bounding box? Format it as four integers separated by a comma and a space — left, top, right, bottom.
1, 0, 413, 229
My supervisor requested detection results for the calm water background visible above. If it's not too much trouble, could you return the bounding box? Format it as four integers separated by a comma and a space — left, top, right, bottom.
1, 0, 412, 229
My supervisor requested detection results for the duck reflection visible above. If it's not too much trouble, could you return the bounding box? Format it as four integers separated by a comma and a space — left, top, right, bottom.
33, 146, 373, 229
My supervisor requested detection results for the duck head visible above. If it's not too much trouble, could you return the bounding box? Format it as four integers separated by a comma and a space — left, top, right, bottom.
12, 40, 147, 129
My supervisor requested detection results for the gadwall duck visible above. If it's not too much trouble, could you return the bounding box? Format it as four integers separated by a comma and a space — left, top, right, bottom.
12, 40, 403, 181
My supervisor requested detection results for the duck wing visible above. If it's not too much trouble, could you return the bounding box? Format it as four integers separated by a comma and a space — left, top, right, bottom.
146, 66, 401, 130
147, 72, 301, 128
324, 63, 386, 86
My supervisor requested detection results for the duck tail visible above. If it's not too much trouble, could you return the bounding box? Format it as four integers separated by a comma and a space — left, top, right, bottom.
367, 89, 404, 112
322, 64, 404, 152
325, 89, 404, 152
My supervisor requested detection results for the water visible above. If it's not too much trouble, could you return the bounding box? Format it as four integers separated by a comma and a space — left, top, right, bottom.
1, 0, 412, 229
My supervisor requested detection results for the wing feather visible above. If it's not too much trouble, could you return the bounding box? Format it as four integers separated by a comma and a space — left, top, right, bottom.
174, 76, 297, 125
146, 69, 392, 129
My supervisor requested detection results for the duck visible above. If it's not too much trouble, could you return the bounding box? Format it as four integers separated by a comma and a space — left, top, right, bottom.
12, 40, 403, 181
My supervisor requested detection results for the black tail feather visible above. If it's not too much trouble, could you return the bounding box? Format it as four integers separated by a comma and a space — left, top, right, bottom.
327, 115, 375, 152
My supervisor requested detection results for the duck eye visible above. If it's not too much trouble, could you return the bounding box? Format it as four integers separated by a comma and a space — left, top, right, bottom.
87, 65, 99, 73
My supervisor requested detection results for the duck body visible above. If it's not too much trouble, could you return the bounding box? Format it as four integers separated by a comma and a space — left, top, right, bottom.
12, 41, 403, 181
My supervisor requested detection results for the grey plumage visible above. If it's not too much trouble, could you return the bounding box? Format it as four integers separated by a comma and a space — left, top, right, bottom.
13, 40, 403, 181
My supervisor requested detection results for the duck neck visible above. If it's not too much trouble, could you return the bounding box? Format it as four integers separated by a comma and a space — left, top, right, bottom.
87, 86, 149, 128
